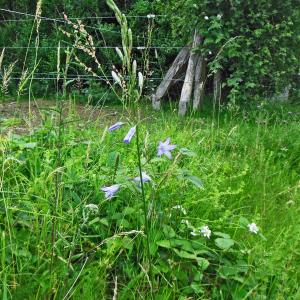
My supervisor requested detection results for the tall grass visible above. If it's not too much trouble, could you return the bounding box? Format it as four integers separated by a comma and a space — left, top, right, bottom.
0, 99, 299, 299
0, 0, 299, 298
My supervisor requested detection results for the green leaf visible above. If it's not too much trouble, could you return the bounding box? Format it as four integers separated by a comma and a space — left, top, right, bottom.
215, 238, 235, 250
214, 232, 231, 239
178, 169, 204, 188
173, 239, 194, 252
162, 225, 176, 238
239, 217, 249, 227
88, 217, 100, 226
196, 257, 210, 270
179, 148, 197, 157
122, 236, 133, 250
123, 207, 135, 215
117, 219, 130, 228
173, 248, 197, 260
186, 175, 204, 188
156, 240, 172, 249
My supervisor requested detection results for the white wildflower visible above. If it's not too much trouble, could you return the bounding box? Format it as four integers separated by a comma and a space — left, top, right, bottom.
181, 219, 191, 226
248, 223, 259, 234
217, 14, 222, 19
85, 203, 99, 214
200, 225, 211, 239
204, 16, 209, 20
190, 230, 199, 236
172, 205, 187, 215
147, 14, 156, 19
286, 200, 295, 206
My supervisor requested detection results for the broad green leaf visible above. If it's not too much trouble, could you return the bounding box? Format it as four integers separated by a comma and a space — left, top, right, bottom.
156, 240, 172, 249
214, 232, 231, 239
88, 217, 100, 226
173, 239, 194, 252
180, 147, 197, 157
123, 207, 135, 215
178, 169, 204, 188
196, 257, 210, 270
215, 238, 235, 250
239, 217, 249, 227
162, 225, 176, 238
173, 248, 198, 260
186, 175, 204, 188
100, 218, 109, 226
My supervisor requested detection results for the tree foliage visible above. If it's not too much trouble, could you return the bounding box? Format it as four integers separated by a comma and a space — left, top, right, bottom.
157, 0, 300, 101
0, 0, 299, 101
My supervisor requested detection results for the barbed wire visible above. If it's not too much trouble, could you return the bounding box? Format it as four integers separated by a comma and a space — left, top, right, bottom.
6, 75, 279, 87
8, 76, 187, 82
0, 8, 120, 35
0, 46, 182, 50
0, 8, 169, 40
0, 15, 166, 22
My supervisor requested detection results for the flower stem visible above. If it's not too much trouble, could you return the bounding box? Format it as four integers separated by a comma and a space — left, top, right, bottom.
135, 122, 153, 295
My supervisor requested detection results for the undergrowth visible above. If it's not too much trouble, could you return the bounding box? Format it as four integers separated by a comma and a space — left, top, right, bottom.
0, 100, 299, 299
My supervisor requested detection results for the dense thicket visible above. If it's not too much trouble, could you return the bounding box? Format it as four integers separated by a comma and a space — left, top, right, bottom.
0, 0, 299, 102
158, 0, 300, 101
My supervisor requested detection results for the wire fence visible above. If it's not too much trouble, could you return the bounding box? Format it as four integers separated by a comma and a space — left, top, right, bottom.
0, 8, 166, 36
0, 46, 182, 50
0, 8, 166, 20
0, 7, 186, 87
0, 7, 182, 61
9, 76, 188, 83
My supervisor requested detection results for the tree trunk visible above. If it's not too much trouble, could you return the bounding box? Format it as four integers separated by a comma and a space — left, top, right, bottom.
193, 55, 207, 111
178, 31, 202, 116
152, 46, 190, 110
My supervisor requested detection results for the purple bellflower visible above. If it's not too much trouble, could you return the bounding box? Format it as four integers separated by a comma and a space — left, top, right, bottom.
101, 184, 120, 199
109, 122, 125, 132
133, 172, 151, 184
124, 126, 136, 144
157, 138, 176, 159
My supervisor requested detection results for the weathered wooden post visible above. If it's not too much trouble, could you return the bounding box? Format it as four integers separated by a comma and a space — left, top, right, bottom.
152, 46, 191, 110
193, 55, 207, 111
178, 31, 202, 116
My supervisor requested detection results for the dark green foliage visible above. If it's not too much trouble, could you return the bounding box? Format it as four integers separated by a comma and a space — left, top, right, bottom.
158, 0, 300, 101
1, 0, 299, 102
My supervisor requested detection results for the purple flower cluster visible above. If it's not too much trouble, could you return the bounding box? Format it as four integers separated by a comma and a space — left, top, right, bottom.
101, 122, 177, 199
108, 122, 136, 144
124, 127, 136, 144
108, 122, 124, 132
101, 184, 120, 199
157, 137, 177, 159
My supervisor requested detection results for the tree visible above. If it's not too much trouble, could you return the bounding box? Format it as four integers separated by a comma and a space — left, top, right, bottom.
153, 0, 300, 110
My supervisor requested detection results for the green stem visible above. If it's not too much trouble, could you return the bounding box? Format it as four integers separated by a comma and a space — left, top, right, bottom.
135, 122, 153, 296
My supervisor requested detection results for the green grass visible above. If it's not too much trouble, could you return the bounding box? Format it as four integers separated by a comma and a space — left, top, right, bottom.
0, 100, 299, 299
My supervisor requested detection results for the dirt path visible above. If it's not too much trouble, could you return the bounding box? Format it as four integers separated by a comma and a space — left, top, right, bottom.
0, 99, 122, 135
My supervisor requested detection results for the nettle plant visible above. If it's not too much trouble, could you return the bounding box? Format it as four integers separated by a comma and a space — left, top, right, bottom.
62, 0, 266, 295
159, 0, 300, 102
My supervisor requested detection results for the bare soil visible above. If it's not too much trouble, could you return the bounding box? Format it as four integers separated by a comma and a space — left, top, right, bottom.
0, 99, 121, 135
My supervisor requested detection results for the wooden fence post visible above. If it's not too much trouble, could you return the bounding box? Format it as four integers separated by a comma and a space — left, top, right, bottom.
152, 46, 190, 110
193, 55, 207, 111
178, 31, 202, 116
